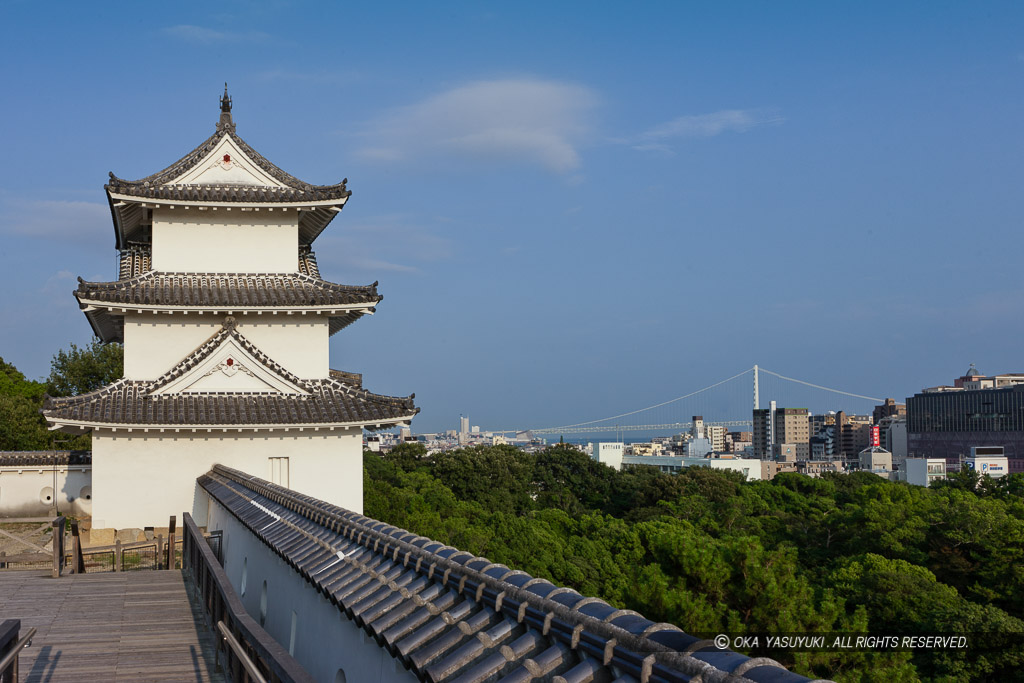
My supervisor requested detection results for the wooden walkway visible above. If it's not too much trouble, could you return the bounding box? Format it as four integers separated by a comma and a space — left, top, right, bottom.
0, 570, 225, 682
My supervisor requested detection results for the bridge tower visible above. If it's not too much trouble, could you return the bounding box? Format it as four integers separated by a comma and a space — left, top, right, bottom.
753, 364, 760, 411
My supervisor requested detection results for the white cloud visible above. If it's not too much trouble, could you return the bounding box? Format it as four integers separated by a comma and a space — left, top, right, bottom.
355, 78, 598, 173
0, 199, 110, 243
163, 25, 271, 44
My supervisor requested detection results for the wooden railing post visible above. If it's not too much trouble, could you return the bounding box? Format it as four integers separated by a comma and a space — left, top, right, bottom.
114, 540, 122, 572
167, 516, 176, 570
156, 535, 164, 570
52, 517, 66, 578
70, 522, 85, 574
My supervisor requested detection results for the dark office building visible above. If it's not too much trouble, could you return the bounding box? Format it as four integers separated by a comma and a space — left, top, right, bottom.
906, 385, 1024, 472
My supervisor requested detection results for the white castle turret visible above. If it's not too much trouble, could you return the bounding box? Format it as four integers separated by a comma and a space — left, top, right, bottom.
44, 89, 418, 531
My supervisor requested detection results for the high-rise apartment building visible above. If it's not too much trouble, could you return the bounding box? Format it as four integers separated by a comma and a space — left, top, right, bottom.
753, 404, 809, 459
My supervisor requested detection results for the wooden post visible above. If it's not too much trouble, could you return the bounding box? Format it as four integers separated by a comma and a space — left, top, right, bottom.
167, 516, 177, 570
156, 535, 164, 571
70, 522, 85, 574
52, 517, 66, 578
114, 539, 122, 572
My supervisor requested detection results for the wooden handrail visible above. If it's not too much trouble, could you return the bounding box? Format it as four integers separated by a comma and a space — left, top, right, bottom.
0, 622, 35, 683
218, 621, 267, 683
181, 513, 314, 683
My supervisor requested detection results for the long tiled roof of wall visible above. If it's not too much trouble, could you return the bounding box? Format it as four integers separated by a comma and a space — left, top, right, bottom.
199, 464, 832, 683
0, 451, 91, 467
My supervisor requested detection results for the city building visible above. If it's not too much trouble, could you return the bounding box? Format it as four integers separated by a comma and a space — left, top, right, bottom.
809, 412, 835, 437
833, 411, 873, 464
796, 460, 841, 477
42, 91, 418, 533
706, 424, 727, 452
858, 446, 893, 476
753, 403, 809, 459
966, 448, 1009, 478
809, 425, 835, 461
873, 398, 906, 424
879, 415, 908, 463
903, 458, 947, 487
907, 382, 1024, 472
726, 430, 752, 453
619, 454, 764, 480
592, 442, 625, 469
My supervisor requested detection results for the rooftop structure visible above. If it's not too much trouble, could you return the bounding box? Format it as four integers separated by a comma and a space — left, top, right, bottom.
43, 90, 418, 531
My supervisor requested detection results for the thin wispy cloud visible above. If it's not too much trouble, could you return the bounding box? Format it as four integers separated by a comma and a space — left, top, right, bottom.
163, 25, 272, 44
356, 78, 598, 174
0, 199, 109, 244
315, 217, 454, 275
629, 108, 784, 154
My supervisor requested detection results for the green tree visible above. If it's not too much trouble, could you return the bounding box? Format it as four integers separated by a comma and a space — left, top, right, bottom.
46, 339, 123, 397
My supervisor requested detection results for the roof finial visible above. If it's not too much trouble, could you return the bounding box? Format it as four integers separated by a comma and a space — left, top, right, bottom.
220, 83, 232, 113
217, 83, 235, 132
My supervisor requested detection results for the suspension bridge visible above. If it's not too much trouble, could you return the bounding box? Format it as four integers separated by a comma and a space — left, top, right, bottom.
510, 365, 885, 437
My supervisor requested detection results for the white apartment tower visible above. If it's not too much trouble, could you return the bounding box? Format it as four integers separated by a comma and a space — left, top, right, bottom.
44, 89, 418, 531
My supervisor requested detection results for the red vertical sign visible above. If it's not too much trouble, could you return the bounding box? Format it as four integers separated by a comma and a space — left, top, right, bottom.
871, 425, 880, 447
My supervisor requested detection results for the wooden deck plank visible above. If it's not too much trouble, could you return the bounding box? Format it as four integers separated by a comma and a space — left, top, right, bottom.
0, 570, 225, 682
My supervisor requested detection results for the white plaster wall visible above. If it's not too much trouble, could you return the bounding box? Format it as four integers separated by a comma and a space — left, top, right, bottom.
91, 428, 362, 530
0, 467, 92, 517
199, 490, 418, 683
123, 313, 330, 380
152, 208, 299, 273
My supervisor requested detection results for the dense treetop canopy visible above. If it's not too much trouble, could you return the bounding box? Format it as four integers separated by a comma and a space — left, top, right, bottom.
365, 443, 1024, 682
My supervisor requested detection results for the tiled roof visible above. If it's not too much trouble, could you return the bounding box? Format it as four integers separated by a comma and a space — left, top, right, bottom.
43, 321, 416, 431
106, 181, 349, 204
105, 129, 349, 204
78, 272, 378, 308
199, 464, 828, 683
43, 378, 416, 430
105, 124, 350, 248
76, 272, 380, 342
0, 451, 91, 467
329, 369, 362, 388
118, 243, 152, 280
297, 247, 320, 279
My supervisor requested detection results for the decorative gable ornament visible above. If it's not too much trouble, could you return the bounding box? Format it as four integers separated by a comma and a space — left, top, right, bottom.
149, 318, 309, 396
170, 135, 284, 187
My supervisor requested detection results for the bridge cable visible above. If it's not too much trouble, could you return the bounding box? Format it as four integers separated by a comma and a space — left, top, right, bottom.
758, 368, 882, 403
532, 367, 753, 431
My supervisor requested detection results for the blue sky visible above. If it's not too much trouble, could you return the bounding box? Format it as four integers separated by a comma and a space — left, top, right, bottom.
1, 2, 1022, 433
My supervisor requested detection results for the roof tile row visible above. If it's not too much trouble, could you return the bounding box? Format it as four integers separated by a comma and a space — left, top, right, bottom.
199, 464, 828, 683
77, 272, 380, 309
